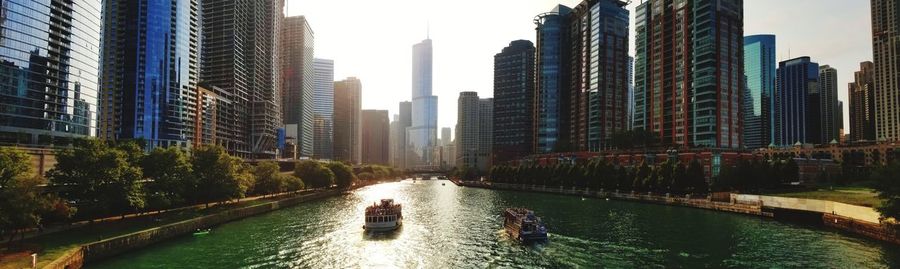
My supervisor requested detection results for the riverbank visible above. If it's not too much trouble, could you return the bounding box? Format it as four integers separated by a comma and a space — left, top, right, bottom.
35, 179, 395, 269
451, 179, 900, 246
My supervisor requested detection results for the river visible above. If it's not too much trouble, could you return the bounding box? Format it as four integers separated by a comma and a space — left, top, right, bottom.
90, 180, 900, 268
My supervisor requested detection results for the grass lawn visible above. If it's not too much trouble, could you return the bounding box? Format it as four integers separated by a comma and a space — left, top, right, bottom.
770, 187, 884, 208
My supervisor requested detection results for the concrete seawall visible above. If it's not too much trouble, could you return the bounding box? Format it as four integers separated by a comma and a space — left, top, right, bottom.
452, 180, 899, 246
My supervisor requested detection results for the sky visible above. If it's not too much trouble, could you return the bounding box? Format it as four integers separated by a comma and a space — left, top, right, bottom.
288, 0, 871, 140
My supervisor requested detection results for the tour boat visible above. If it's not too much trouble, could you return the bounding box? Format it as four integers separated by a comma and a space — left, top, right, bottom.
503, 208, 548, 242
364, 199, 403, 232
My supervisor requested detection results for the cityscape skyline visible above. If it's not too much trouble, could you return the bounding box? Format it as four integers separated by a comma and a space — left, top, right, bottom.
289, 0, 869, 133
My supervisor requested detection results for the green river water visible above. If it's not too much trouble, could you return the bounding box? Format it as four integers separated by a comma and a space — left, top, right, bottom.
90, 180, 900, 268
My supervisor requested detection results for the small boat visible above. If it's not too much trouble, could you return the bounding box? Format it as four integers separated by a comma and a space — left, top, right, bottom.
193, 229, 211, 236
442, 183, 446, 186
503, 208, 548, 242
364, 199, 403, 232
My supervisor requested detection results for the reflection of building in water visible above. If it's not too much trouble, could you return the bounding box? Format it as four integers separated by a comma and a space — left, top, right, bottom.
0, 1, 102, 145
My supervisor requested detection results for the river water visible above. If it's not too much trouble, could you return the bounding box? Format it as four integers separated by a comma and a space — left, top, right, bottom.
90, 180, 900, 268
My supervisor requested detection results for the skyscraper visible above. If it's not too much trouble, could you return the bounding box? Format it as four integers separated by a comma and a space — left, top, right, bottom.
872, 0, 900, 141
774, 57, 820, 146
493, 40, 535, 164
850, 61, 876, 142
441, 127, 452, 147
409, 38, 439, 169
392, 101, 412, 169
534, 5, 572, 154
313, 59, 334, 159
456, 92, 492, 173
819, 65, 840, 143
743, 35, 776, 149
361, 110, 390, 165
627, 56, 635, 130
283, 16, 315, 158
99, 0, 199, 149
633, 0, 744, 149
0, 1, 102, 145
201, 0, 284, 158
334, 77, 362, 164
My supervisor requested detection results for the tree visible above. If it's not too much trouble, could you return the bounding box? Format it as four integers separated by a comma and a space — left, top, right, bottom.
192, 145, 254, 206
252, 161, 286, 196
47, 139, 145, 218
873, 161, 900, 220
686, 160, 707, 194
0, 147, 67, 242
143, 147, 194, 209
327, 162, 357, 188
294, 160, 335, 188
285, 175, 305, 192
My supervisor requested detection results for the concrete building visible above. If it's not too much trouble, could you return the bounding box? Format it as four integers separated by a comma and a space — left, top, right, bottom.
819, 65, 840, 144
441, 127, 452, 147
193, 85, 239, 149
872, 0, 900, 141
743, 35, 776, 150
361, 110, 390, 165
312, 59, 334, 159
774, 57, 820, 146
0, 1, 101, 145
850, 62, 876, 142
333, 77, 362, 164
456, 92, 493, 173
282, 16, 315, 158
493, 40, 535, 164
409, 38, 439, 169
633, 0, 744, 149
200, 0, 284, 158
390, 101, 412, 169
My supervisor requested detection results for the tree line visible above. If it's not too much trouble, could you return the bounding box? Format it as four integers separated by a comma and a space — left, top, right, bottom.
0, 139, 401, 243
488, 158, 801, 195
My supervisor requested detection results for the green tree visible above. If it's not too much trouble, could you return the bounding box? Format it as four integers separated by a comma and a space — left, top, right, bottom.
192, 145, 254, 206
686, 160, 707, 194
295, 160, 335, 188
143, 147, 194, 209
285, 175, 305, 192
252, 161, 286, 196
327, 162, 357, 188
0, 147, 68, 242
47, 139, 145, 218
873, 161, 900, 220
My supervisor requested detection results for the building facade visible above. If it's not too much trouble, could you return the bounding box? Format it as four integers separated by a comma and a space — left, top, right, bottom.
493, 40, 535, 164
282, 16, 315, 158
0, 0, 102, 145
872, 0, 900, 141
409, 39, 439, 169
361, 110, 390, 165
774, 57, 820, 146
200, 0, 284, 158
818, 65, 840, 144
743, 35, 776, 150
534, 5, 572, 154
441, 127, 452, 147
633, 0, 744, 149
391, 101, 412, 169
333, 77, 361, 164
456, 92, 492, 173
850, 61, 876, 142
312, 58, 334, 159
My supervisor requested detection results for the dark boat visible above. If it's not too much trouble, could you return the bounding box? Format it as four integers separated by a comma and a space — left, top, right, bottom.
503, 208, 548, 242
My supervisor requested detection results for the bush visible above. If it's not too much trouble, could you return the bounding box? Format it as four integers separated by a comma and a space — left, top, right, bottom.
253, 161, 287, 196
357, 172, 375, 181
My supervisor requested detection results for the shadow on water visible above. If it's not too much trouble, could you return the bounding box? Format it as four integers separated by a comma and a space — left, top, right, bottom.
362, 225, 403, 241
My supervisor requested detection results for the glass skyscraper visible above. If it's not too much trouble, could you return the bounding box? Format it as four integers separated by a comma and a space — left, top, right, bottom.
774, 57, 819, 146
98, 0, 199, 149
0, 0, 102, 145
282, 16, 315, 158
743, 34, 776, 149
534, 5, 571, 154
493, 40, 534, 164
408, 39, 438, 169
313, 58, 334, 160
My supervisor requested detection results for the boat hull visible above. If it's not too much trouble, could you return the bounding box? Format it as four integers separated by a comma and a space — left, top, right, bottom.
364, 219, 402, 232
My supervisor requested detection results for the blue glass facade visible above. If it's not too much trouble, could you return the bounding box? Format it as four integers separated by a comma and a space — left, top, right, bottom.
774, 57, 819, 146
534, 5, 571, 153
743, 35, 776, 149
409, 39, 438, 168
99, 0, 199, 149
0, 0, 102, 145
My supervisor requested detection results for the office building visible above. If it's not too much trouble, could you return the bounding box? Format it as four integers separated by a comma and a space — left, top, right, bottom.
409, 38, 439, 169
282, 16, 315, 158
391, 101, 412, 169
361, 110, 390, 165
533, 5, 572, 153
850, 61, 877, 142
313, 58, 334, 159
493, 40, 535, 164
819, 65, 840, 143
334, 77, 362, 164
441, 127, 452, 147
456, 92, 493, 173
743, 35, 776, 149
774, 57, 819, 146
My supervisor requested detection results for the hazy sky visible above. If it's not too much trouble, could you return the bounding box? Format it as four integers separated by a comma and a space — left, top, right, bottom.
288, 0, 870, 139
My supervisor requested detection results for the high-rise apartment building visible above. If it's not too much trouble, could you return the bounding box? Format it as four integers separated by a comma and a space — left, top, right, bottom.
743, 35, 776, 149
282, 16, 315, 158
0, 1, 102, 145
334, 77, 362, 164
493, 40, 535, 164
456, 92, 492, 173
774, 57, 820, 146
534, 5, 572, 154
361, 110, 390, 165
633, 0, 744, 149
313, 58, 334, 159
872, 0, 900, 141
200, 0, 284, 158
819, 65, 840, 144
409, 39, 439, 169
850, 61, 877, 142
